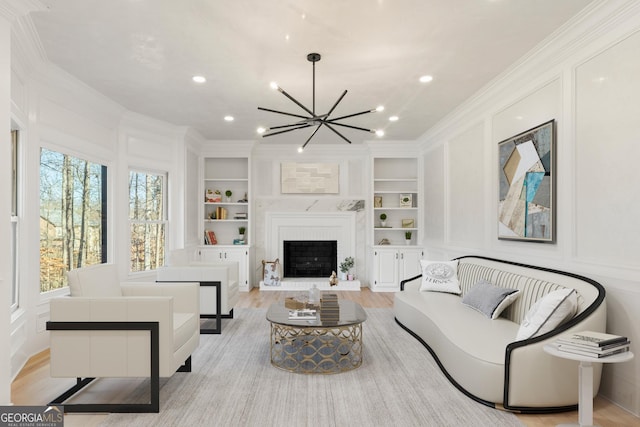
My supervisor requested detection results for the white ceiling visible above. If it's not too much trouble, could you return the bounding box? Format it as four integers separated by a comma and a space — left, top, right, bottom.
29, 0, 593, 146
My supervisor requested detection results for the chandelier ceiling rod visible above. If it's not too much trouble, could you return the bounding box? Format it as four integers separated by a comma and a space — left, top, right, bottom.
257, 52, 383, 151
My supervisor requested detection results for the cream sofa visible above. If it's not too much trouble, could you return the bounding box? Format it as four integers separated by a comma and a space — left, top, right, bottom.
394, 256, 606, 413
47, 263, 200, 413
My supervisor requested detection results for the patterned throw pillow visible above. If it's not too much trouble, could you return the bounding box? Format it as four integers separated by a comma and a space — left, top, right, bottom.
419, 260, 461, 294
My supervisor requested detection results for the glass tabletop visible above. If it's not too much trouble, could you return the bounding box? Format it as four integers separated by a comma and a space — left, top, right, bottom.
266, 299, 367, 327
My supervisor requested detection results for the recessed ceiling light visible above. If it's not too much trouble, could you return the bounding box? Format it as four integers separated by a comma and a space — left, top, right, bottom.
192, 75, 206, 83
224, 116, 234, 122
419, 75, 433, 83
389, 116, 399, 122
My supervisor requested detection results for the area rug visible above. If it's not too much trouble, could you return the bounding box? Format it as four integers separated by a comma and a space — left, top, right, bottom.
100, 308, 523, 427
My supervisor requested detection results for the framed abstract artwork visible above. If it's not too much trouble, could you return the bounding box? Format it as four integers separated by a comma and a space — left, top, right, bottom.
498, 120, 555, 242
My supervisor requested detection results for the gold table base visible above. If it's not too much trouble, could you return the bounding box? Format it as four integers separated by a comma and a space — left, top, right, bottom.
270, 322, 363, 374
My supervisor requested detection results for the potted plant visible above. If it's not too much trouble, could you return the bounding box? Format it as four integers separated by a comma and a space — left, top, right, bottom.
405, 230, 412, 245
238, 226, 246, 241
225, 189, 233, 202
339, 256, 354, 281
379, 213, 387, 227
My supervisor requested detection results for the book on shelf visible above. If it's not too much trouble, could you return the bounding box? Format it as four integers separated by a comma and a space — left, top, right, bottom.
557, 331, 628, 348
215, 206, 228, 220
557, 343, 630, 359
288, 309, 317, 320
204, 230, 217, 245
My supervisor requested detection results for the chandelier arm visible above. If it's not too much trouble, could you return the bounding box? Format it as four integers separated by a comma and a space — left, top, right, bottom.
278, 87, 315, 117
325, 90, 348, 119
324, 123, 353, 144
322, 121, 374, 133
325, 108, 376, 122
258, 107, 309, 120
262, 124, 313, 138
267, 122, 315, 131
302, 124, 323, 150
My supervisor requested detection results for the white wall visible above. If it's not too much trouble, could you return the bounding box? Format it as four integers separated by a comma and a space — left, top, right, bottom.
419, 1, 640, 415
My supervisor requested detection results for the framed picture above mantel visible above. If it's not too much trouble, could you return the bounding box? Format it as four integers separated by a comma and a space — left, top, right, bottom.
498, 120, 555, 243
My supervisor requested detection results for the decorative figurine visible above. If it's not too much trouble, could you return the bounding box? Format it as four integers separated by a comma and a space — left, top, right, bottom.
329, 271, 338, 287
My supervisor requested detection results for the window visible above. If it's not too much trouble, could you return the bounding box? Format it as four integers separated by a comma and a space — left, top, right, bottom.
11, 130, 18, 310
40, 148, 107, 292
129, 170, 166, 272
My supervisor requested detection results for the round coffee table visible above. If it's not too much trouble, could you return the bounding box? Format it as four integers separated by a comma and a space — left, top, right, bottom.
266, 300, 367, 374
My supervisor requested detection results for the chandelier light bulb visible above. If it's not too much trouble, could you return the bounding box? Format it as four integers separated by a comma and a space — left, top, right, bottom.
297, 146, 304, 153
375, 129, 385, 137
376, 105, 385, 112
257, 127, 267, 134
269, 81, 279, 90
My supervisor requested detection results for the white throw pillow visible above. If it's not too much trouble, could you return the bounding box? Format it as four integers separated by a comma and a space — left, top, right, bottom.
461, 279, 521, 319
419, 260, 461, 294
516, 288, 578, 341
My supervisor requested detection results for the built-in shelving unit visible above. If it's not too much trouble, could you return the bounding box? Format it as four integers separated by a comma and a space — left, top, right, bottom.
200, 156, 252, 291
372, 157, 419, 246
370, 156, 422, 292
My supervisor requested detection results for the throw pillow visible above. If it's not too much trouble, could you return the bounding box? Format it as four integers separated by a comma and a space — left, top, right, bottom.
461, 279, 521, 319
515, 288, 578, 341
419, 259, 461, 294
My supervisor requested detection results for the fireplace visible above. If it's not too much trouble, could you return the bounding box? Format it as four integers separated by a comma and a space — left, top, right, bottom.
283, 240, 337, 278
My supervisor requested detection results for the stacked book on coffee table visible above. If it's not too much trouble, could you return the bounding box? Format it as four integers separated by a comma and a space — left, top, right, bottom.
320, 293, 339, 323
556, 331, 630, 358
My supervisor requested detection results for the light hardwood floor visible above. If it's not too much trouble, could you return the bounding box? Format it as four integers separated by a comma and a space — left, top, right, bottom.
12, 288, 639, 426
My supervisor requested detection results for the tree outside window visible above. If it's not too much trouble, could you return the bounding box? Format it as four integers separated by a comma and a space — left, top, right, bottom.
129, 170, 166, 272
40, 148, 106, 292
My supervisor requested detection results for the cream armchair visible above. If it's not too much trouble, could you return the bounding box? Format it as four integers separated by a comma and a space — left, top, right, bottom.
47, 263, 200, 413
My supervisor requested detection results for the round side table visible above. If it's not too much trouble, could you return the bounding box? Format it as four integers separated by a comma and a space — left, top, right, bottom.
543, 343, 634, 427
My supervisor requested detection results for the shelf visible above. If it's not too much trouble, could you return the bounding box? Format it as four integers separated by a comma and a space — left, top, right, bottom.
204, 178, 248, 182
374, 207, 417, 210
375, 227, 417, 231
204, 202, 249, 206
205, 219, 248, 222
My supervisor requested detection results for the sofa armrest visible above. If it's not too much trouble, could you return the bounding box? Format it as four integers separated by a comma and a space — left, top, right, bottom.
122, 282, 199, 314
400, 274, 422, 291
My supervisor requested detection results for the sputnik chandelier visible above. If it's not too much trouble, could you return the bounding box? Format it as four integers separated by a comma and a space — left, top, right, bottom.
257, 52, 384, 152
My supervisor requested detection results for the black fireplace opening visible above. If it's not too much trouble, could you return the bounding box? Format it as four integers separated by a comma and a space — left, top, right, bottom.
283, 240, 337, 278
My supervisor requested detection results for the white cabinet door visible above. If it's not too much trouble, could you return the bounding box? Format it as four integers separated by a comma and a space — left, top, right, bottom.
373, 248, 399, 290
399, 248, 423, 283
200, 248, 224, 262
224, 247, 249, 290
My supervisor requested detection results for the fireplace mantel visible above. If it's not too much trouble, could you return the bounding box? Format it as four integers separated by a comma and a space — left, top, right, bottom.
261, 212, 360, 291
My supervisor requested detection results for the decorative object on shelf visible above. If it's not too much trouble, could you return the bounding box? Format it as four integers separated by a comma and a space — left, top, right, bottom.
402, 219, 414, 228
225, 190, 232, 202
238, 226, 246, 241
281, 162, 339, 194
262, 259, 281, 286
206, 189, 221, 203
378, 238, 390, 245
339, 256, 354, 281
498, 119, 555, 242
400, 194, 412, 207
405, 230, 412, 245
329, 271, 338, 286
238, 192, 248, 203
379, 213, 387, 227
374, 196, 382, 208
257, 52, 384, 152
308, 284, 320, 305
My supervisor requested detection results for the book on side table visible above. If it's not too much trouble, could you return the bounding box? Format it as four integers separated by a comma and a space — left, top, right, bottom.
556, 331, 631, 359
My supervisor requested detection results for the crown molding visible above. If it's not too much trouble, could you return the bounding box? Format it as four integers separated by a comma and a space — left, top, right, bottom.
419, 0, 640, 146
0, 0, 47, 21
